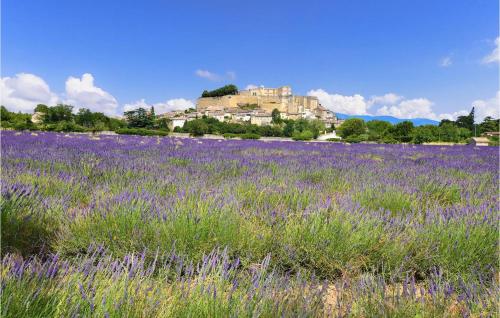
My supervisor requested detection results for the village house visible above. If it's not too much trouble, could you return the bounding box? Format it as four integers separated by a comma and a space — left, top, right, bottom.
482, 131, 500, 137
469, 137, 490, 146
168, 117, 188, 130
250, 113, 273, 126
208, 111, 225, 122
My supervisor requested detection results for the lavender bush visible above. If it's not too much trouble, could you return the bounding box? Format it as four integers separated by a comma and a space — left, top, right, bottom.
1, 131, 498, 317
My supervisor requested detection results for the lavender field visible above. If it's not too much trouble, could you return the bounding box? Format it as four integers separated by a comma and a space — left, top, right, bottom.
1, 130, 498, 317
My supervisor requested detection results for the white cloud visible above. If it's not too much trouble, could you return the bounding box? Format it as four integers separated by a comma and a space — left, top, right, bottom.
0, 73, 59, 113
437, 110, 469, 121
245, 84, 258, 90
471, 91, 500, 122
374, 98, 474, 121
64, 73, 118, 115
440, 56, 453, 67
123, 98, 194, 114
1, 72, 196, 116
367, 93, 403, 106
376, 98, 439, 119
195, 69, 220, 81
482, 37, 499, 64
307, 89, 369, 115
154, 98, 195, 113
195, 69, 237, 82
123, 99, 150, 112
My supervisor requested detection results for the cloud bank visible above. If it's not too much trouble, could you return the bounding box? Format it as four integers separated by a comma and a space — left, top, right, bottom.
1, 72, 497, 121
1, 73, 59, 113
308, 89, 498, 121
472, 91, 500, 122
1, 72, 194, 116
64, 73, 118, 115
307, 89, 369, 115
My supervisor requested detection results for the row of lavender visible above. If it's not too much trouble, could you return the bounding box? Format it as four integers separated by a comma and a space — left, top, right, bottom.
1, 131, 498, 316
2, 245, 497, 317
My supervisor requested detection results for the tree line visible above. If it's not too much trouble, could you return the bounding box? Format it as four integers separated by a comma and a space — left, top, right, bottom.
1, 104, 498, 144
201, 85, 238, 98
336, 108, 499, 144
1, 104, 126, 132
0, 104, 171, 135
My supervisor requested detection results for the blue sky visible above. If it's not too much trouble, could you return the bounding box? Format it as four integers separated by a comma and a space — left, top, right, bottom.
2, 0, 499, 120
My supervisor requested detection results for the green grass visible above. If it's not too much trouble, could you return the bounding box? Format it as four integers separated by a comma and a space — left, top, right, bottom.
1, 189, 58, 256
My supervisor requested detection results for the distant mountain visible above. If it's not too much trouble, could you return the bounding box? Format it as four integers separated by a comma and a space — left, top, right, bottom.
336, 113, 439, 126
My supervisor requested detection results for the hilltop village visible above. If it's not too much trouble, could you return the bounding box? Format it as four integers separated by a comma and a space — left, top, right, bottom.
3, 84, 496, 144
159, 85, 343, 130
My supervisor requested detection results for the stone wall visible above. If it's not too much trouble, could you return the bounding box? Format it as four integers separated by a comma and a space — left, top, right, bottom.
196, 95, 259, 111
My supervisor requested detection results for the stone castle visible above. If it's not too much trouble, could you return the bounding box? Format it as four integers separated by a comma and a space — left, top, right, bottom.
196, 86, 334, 121
159, 86, 339, 130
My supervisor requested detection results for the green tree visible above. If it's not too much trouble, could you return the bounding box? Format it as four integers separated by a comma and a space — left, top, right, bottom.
478, 116, 499, 134
75, 108, 95, 127
390, 121, 414, 142
337, 118, 366, 138
124, 108, 153, 128
271, 108, 281, 124
185, 119, 209, 136
457, 127, 471, 141
283, 121, 295, 137
439, 122, 459, 142
309, 119, 326, 138
455, 107, 475, 131
201, 85, 238, 97
367, 120, 392, 141
411, 125, 439, 144
1, 106, 12, 121
292, 130, 314, 141
439, 119, 455, 127
155, 117, 171, 130
34, 104, 49, 113
1, 106, 35, 130
258, 124, 283, 137
45, 104, 74, 123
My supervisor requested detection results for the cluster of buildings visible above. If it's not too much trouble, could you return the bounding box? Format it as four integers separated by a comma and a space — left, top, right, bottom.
160, 86, 343, 130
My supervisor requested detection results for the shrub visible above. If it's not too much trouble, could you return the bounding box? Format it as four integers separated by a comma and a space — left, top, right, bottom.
292, 130, 314, 141
115, 128, 168, 136
488, 136, 499, 146
223, 133, 239, 139
47, 121, 87, 133
1, 185, 57, 256
337, 118, 366, 138
184, 120, 209, 136
241, 133, 260, 139
344, 134, 368, 143
13, 121, 36, 131
380, 136, 398, 144
326, 138, 342, 142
